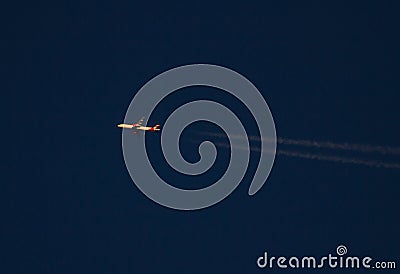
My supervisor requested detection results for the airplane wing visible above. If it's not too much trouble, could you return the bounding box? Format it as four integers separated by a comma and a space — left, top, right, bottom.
134, 116, 145, 127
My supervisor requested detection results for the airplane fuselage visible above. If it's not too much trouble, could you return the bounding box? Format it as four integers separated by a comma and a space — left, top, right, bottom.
136, 126, 160, 131
117, 123, 160, 131
118, 124, 134, 129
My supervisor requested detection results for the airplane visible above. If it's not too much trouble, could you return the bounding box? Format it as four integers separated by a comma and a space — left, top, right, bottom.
117, 117, 160, 133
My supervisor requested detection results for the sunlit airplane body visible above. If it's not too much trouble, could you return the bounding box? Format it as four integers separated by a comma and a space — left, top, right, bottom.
117, 117, 160, 132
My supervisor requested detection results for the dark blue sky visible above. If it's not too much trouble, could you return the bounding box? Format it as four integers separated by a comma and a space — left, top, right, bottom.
3, 1, 400, 273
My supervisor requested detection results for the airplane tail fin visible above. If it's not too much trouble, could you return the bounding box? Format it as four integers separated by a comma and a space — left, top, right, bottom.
151, 124, 160, 131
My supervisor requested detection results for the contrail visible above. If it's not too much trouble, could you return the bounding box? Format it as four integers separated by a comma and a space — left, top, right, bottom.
277, 150, 400, 169
213, 142, 400, 169
203, 132, 400, 155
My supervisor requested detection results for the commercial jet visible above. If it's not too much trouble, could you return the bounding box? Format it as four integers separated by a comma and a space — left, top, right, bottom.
117, 117, 160, 133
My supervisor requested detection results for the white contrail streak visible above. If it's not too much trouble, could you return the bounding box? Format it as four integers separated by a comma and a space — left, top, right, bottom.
213, 142, 400, 169
203, 132, 400, 155
277, 138, 400, 155
277, 150, 400, 169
